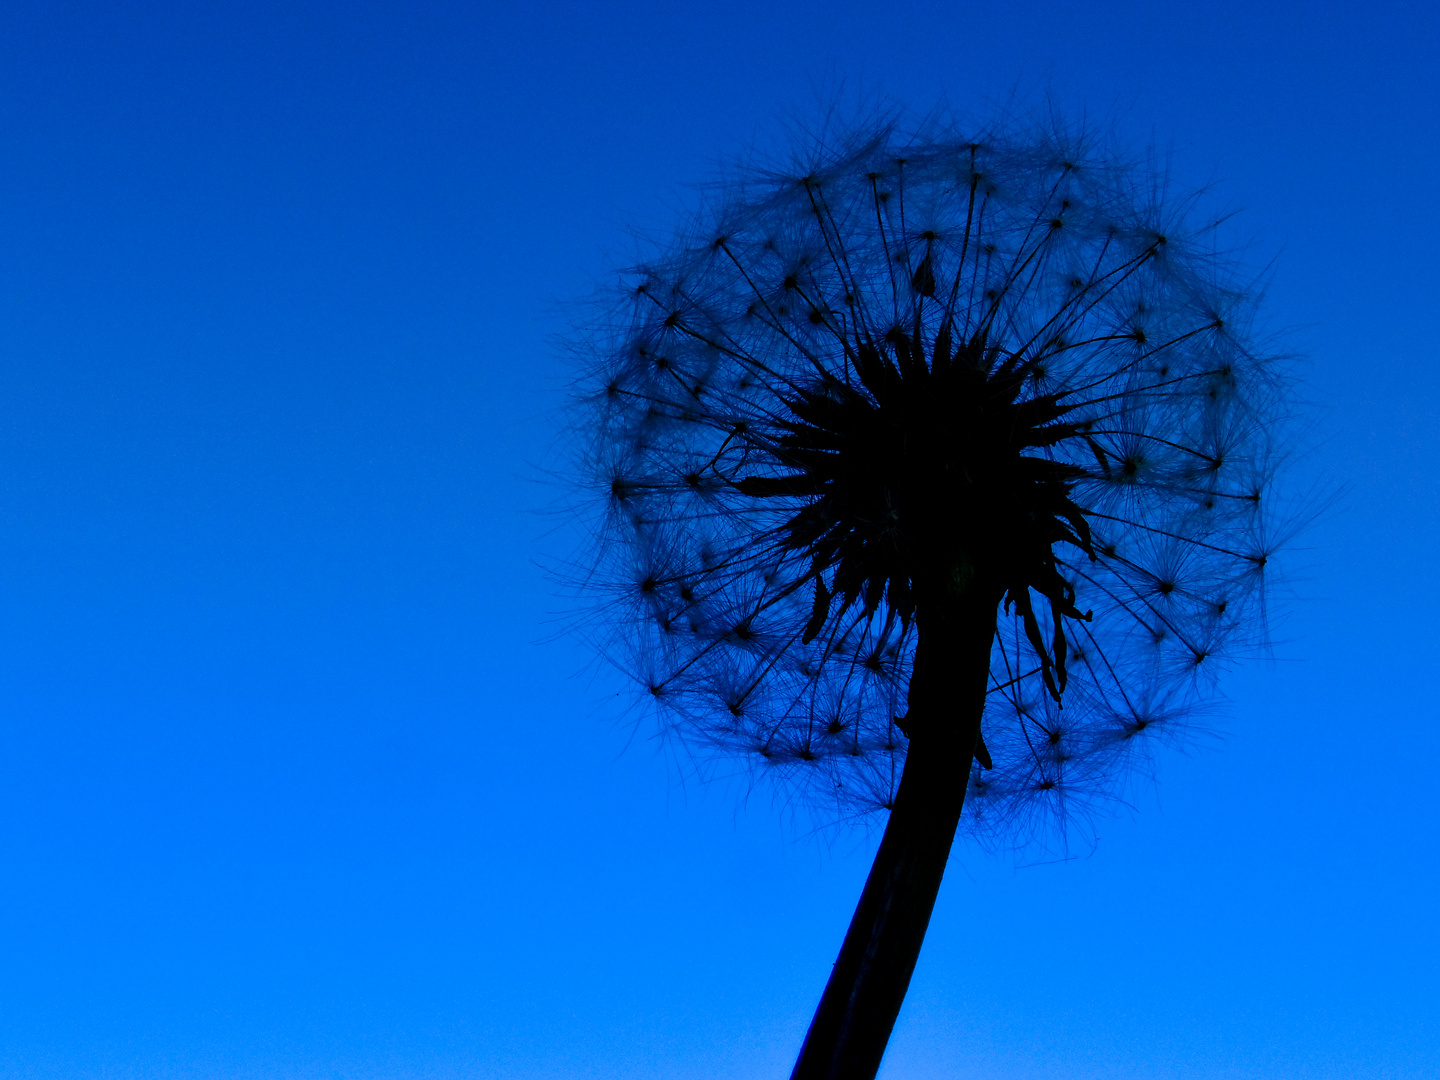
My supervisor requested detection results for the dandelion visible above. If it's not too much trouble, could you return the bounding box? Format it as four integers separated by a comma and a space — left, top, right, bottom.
568, 112, 1287, 1080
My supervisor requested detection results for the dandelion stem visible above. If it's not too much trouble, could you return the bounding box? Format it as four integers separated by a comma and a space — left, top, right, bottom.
791, 585, 1000, 1080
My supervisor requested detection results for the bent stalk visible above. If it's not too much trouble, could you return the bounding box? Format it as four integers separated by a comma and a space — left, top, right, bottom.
790, 586, 1000, 1080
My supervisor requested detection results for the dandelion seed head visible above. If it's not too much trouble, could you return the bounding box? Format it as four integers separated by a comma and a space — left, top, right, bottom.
567, 110, 1290, 852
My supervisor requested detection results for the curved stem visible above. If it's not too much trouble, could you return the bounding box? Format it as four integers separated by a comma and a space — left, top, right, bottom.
790, 586, 1000, 1080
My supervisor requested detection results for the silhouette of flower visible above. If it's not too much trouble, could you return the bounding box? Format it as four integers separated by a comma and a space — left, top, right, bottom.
568, 113, 1288, 1078
576, 120, 1279, 836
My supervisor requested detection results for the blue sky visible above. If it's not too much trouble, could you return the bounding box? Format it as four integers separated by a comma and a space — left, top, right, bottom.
0, 1, 1435, 1078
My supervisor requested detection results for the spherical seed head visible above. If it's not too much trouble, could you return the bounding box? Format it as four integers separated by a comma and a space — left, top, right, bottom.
570, 115, 1286, 849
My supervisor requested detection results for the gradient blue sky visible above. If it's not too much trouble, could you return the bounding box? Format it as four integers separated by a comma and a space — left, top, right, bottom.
0, 2, 1434, 1078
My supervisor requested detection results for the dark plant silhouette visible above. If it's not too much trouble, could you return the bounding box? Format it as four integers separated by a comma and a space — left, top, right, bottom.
569, 113, 1285, 1080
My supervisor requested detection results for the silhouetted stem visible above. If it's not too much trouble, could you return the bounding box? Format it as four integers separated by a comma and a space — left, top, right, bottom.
790, 587, 1000, 1080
